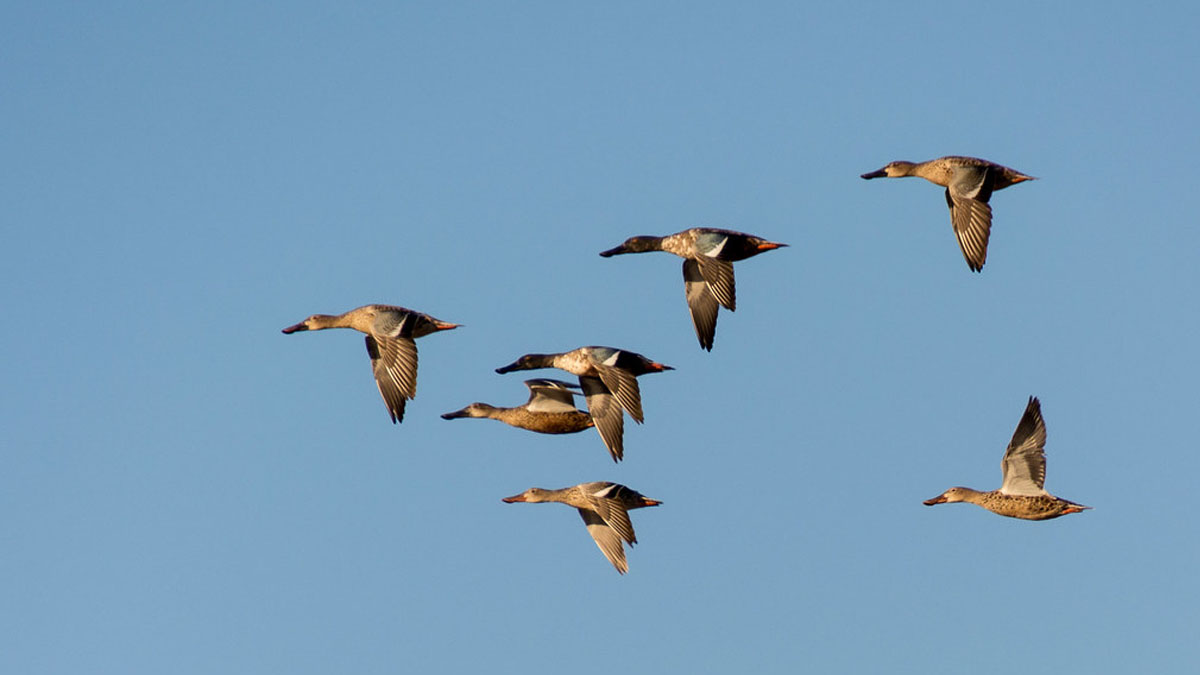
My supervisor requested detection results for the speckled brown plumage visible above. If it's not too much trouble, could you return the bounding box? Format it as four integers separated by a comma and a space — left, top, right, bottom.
495, 347, 673, 462
462, 407, 594, 434
281, 304, 459, 423
599, 228, 787, 350
861, 156, 1035, 272
925, 487, 1087, 521
442, 379, 594, 435
923, 397, 1089, 521
502, 482, 662, 574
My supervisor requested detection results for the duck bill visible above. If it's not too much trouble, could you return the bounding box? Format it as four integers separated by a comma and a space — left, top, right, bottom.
495, 360, 522, 374
860, 168, 888, 179
598, 245, 628, 257
641, 498, 663, 507
433, 321, 461, 331
923, 494, 948, 506
757, 241, 788, 251
281, 322, 309, 334
501, 493, 528, 503
440, 407, 470, 420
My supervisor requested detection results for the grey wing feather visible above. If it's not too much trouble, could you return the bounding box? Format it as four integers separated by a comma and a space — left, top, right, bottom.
578, 509, 629, 574
524, 380, 582, 413
579, 376, 624, 462
372, 310, 410, 338
584, 489, 638, 545
365, 335, 417, 423
683, 259, 719, 351
694, 256, 737, 311
594, 365, 643, 424
949, 164, 992, 201
999, 397, 1049, 496
945, 166, 994, 272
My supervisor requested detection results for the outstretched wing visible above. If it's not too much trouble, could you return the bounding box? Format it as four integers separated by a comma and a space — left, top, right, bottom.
945, 165, 995, 272
365, 334, 418, 423
694, 256, 737, 311
577, 508, 629, 574
594, 364, 644, 424
683, 259, 720, 351
579, 376, 625, 462
999, 396, 1049, 496
584, 483, 638, 545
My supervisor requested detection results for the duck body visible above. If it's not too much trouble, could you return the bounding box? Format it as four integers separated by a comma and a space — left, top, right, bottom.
495, 346, 672, 462
441, 378, 594, 435
281, 304, 459, 423
923, 487, 1089, 521
861, 156, 1034, 272
497, 345, 670, 379
600, 227, 786, 264
502, 481, 662, 574
923, 396, 1090, 521
600, 228, 787, 350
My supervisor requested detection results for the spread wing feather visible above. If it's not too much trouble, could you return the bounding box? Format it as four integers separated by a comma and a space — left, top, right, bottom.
365, 334, 418, 423
579, 376, 625, 462
999, 396, 1049, 496
683, 259, 719, 351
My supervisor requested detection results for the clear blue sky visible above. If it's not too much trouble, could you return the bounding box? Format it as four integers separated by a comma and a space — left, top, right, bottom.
4, 2, 1197, 673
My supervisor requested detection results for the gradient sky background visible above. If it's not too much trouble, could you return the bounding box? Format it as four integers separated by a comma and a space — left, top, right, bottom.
4, 2, 1198, 673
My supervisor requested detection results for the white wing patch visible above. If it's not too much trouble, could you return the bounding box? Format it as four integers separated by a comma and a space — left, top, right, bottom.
704, 236, 728, 258
592, 483, 617, 498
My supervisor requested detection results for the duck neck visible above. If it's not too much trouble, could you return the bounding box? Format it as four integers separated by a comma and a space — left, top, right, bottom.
524, 487, 571, 504
309, 313, 356, 330
484, 404, 527, 422
526, 354, 559, 369
467, 403, 502, 419
957, 487, 989, 505
623, 236, 666, 253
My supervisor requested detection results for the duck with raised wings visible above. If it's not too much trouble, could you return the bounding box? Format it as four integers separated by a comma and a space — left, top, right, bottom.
599, 228, 787, 350
495, 346, 672, 462
502, 481, 662, 574
281, 304, 459, 423
923, 396, 1090, 520
441, 378, 594, 435
861, 156, 1035, 272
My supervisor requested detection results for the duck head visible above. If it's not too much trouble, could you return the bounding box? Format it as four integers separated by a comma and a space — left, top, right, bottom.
502, 488, 550, 503
281, 314, 333, 333
923, 487, 974, 505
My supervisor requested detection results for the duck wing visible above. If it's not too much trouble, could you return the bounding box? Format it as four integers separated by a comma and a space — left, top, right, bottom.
694, 255, 737, 311
583, 482, 638, 545
594, 364, 644, 424
365, 334, 418, 423
999, 396, 1049, 496
524, 379, 583, 414
579, 376, 625, 462
683, 259, 720, 351
577, 508, 629, 574
945, 165, 995, 272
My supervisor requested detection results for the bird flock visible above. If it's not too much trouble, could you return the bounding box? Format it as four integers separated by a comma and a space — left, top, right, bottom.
282, 156, 1090, 574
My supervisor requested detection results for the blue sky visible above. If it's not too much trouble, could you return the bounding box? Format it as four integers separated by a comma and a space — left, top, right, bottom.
3, 2, 1198, 673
